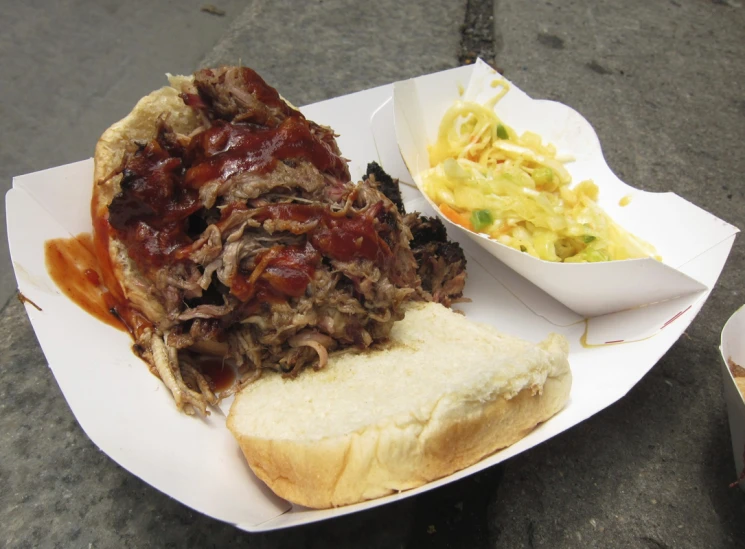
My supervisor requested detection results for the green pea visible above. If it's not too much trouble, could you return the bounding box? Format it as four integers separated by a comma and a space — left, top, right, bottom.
471, 209, 493, 232
532, 167, 554, 187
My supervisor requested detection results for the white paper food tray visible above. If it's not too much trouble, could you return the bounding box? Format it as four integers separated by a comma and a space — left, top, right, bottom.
720, 306, 745, 491
6, 63, 738, 531
394, 60, 735, 318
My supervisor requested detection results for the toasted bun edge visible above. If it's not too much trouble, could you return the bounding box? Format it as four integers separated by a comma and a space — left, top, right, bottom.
91, 76, 199, 327
231, 366, 570, 508
227, 304, 572, 509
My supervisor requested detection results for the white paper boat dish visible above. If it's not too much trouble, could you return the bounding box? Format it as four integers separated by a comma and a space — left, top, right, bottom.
720, 306, 745, 491
393, 59, 738, 318
6, 63, 739, 531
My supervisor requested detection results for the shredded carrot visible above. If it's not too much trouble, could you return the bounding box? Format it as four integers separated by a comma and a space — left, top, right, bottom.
440, 204, 473, 231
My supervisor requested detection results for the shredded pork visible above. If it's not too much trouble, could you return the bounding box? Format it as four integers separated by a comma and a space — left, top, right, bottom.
109, 66, 467, 415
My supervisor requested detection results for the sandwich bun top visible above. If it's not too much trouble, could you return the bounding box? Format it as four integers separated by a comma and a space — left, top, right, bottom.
228, 301, 571, 508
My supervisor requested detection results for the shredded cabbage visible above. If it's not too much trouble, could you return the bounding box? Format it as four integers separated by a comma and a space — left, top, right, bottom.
421, 81, 658, 263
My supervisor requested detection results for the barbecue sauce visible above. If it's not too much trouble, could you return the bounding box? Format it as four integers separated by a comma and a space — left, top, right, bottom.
226, 203, 393, 302
90, 66, 391, 326
107, 138, 201, 270
44, 233, 126, 332
107, 115, 349, 275
252, 202, 392, 263
230, 242, 321, 302
184, 117, 349, 187
92, 190, 153, 339
17, 292, 42, 311
194, 357, 236, 392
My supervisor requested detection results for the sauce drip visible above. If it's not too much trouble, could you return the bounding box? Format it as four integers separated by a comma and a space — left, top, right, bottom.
193, 357, 236, 392
92, 196, 153, 339
44, 233, 126, 332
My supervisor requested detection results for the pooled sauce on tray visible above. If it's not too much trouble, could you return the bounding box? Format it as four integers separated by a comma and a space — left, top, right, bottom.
195, 357, 236, 392
44, 233, 126, 331
45, 232, 236, 392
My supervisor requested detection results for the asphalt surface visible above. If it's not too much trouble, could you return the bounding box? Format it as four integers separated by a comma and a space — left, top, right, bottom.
2, 0, 744, 547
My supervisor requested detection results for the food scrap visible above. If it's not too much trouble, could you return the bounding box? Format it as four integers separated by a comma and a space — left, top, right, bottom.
17, 291, 42, 312
200, 4, 226, 16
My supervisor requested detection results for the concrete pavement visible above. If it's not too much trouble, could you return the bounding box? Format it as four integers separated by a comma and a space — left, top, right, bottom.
1, 0, 744, 547
0, 0, 246, 308
491, 1, 745, 546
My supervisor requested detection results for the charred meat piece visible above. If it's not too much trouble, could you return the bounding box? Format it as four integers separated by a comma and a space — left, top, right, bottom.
363, 163, 468, 307
408, 212, 448, 248
406, 214, 467, 307
365, 162, 405, 215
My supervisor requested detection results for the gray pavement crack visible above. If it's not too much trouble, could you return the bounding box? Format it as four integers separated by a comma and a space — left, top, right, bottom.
459, 0, 497, 66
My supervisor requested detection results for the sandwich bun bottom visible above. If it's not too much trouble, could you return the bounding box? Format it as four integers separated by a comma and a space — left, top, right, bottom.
92, 77, 200, 327
227, 301, 572, 509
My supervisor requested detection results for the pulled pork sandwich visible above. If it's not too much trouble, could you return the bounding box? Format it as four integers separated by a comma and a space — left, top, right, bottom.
92, 67, 467, 415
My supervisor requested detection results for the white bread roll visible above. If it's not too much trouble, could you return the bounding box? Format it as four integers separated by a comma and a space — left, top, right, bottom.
92, 76, 201, 328
227, 301, 571, 509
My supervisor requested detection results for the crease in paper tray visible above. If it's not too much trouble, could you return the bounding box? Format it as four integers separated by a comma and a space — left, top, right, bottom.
720, 306, 745, 491
393, 58, 738, 318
